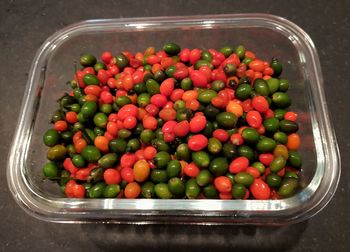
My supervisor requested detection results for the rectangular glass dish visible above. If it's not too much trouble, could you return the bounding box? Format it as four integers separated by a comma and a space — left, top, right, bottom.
7, 14, 340, 225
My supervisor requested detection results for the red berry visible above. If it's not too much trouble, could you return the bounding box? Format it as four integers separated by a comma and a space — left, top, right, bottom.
65, 180, 76, 198
123, 116, 137, 129
212, 129, 229, 142
160, 78, 175, 96
54, 120, 68, 132
242, 99, 253, 112
101, 51, 113, 64
151, 94, 167, 108
97, 69, 109, 84
264, 109, 275, 119
100, 91, 114, 104
198, 66, 212, 82
120, 167, 135, 183
284, 111, 298, 122
259, 153, 274, 166
173, 68, 189, 80
146, 55, 160, 65
118, 104, 138, 120
106, 121, 118, 136
170, 89, 185, 101
263, 67, 274, 76
246, 166, 261, 178
83, 67, 95, 75
189, 115, 207, 133
246, 110, 262, 128
163, 132, 175, 142
63, 158, 79, 175
162, 120, 177, 134
189, 48, 201, 65
65, 111, 78, 124
72, 184, 85, 198
188, 134, 208, 151
143, 116, 158, 130
144, 146, 157, 160
174, 120, 190, 137
190, 70, 207, 87
145, 104, 159, 117
219, 192, 233, 200
120, 153, 136, 168
230, 133, 244, 145
249, 59, 265, 72
229, 157, 249, 173
107, 78, 116, 88
108, 65, 119, 75
250, 178, 271, 199
252, 96, 269, 113
183, 162, 200, 177
159, 108, 176, 121
214, 176, 232, 193
132, 70, 143, 84
104, 169, 121, 185
180, 48, 191, 62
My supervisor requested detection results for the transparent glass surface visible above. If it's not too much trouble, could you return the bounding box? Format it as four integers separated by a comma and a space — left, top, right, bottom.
7, 14, 340, 224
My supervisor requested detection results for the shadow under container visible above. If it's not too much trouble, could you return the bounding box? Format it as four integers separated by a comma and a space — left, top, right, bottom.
7, 14, 340, 225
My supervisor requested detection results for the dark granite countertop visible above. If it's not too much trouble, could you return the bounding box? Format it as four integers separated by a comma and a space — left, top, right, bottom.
1, 0, 349, 251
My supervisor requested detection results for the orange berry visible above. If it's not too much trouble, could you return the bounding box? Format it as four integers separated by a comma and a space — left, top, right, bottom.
94, 136, 109, 153
286, 133, 301, 150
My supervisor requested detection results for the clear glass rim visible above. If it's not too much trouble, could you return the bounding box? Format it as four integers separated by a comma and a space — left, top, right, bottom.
6, 13, 341, 224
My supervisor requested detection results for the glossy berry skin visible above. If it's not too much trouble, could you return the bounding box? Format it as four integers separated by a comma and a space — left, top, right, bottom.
214, 176, 232, 193
246, 111, 262, 128
252, 96, 269, 113
229, 157, 249, 173
188, 134, 208, 151
190, 115, 207, 133
250, 179, 271, 199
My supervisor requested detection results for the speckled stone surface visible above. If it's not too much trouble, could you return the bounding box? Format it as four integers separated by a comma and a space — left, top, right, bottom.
1, 0, 349, 251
